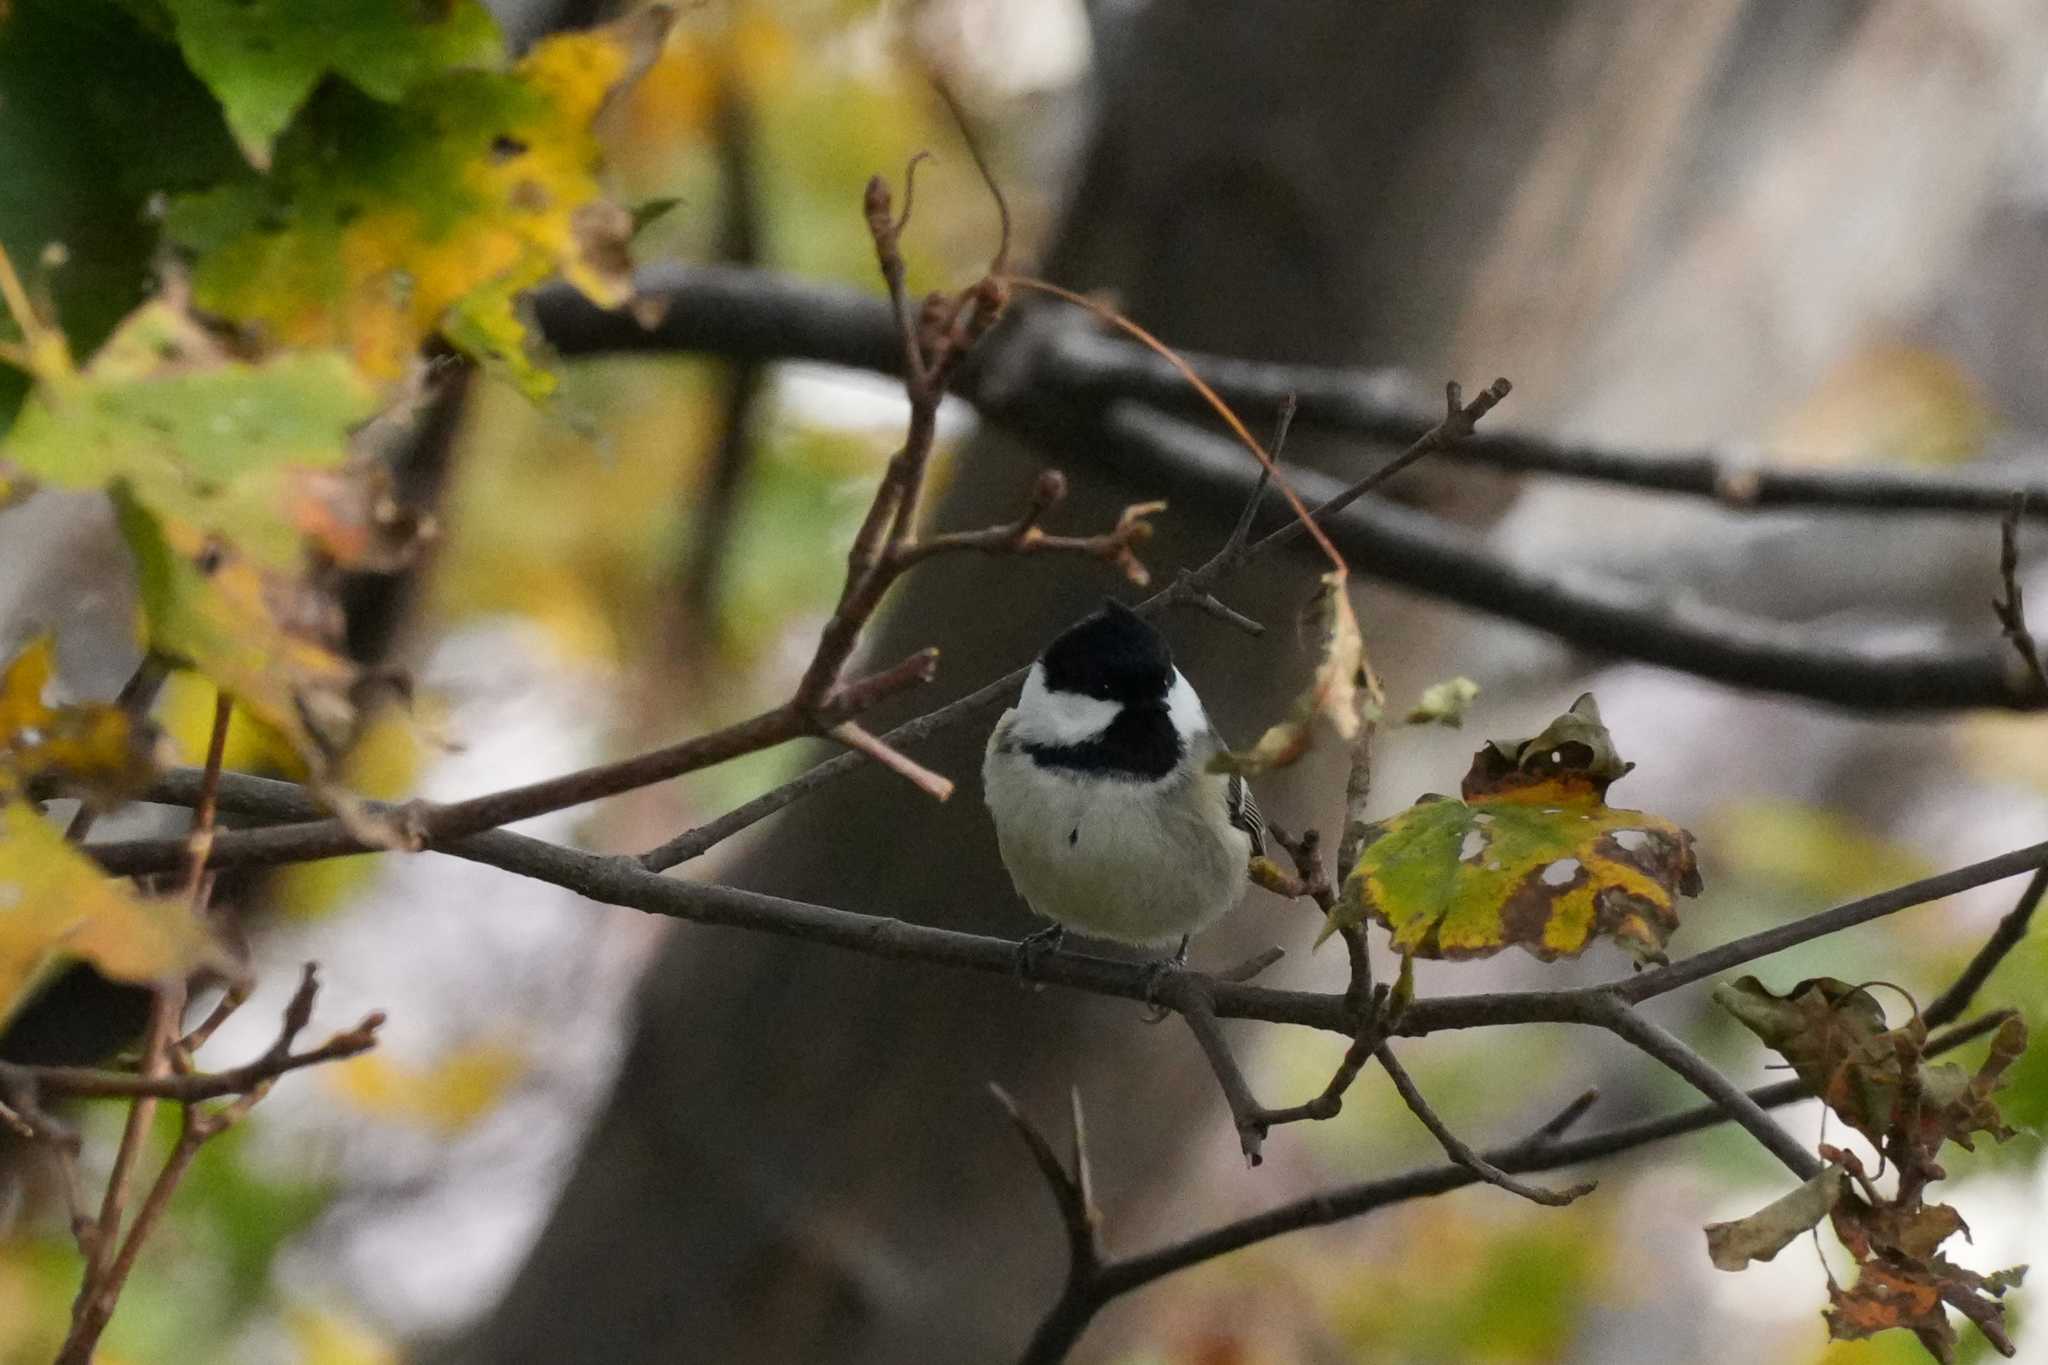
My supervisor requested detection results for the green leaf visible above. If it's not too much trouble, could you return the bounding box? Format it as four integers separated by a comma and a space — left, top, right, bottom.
157, 0, 503, 167
3, 300, 382, 569
0, 0, 243, 423
166, 8, 672, 387
1704, 1162, 1844, 1270
112, 485, 360, 766
1327, 695, 1700, 962
0, 801, 228, 1027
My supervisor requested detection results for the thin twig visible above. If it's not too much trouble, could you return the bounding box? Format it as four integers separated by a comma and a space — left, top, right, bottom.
1924, 865, 2048, 1028
827, 721, 956, 800
1994, 492, 2048, 696
1376, 1041, 1593, 1206
1592, 997, 1821, 1179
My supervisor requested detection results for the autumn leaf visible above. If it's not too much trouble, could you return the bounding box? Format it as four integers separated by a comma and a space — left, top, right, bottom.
166, 7, 673, 391
0, 802, 228, 1026
114, 485, 361, 767
1714, 979, 2027, 1152
1212, 572, 1362, 775
1326, 694, 1701, 962
0, 636, 164, 805
157, 0, 503, 168
1711, 978, 2030, 1360
1703, 1162, 1843, 1270
2, 299, 388, 571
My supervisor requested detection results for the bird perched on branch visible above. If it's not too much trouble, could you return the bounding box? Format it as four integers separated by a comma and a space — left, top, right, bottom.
983, 600, 1262, 964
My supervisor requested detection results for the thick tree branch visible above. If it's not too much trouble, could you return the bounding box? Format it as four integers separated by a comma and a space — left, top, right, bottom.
534, 264, 2048, 524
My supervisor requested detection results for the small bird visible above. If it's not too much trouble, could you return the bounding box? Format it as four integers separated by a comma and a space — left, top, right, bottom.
983, 600, 1263, 962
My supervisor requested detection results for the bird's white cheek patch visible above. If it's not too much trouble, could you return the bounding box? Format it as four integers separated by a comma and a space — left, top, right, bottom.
1165, 669, 1210, 741
1010, 663, 1121, 745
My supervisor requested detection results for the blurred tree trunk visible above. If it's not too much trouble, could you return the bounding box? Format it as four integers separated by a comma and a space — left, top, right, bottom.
460, 2, 1918, 1360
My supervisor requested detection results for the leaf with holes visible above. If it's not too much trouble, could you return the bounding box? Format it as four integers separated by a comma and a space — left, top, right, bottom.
165, 7, 671, 388
157, 0, 503, 167
2, 300, 391, 571
0, 636, 164, 805
1212, 572, 1362, 776
114, 485, 360, 768
1326, 694, 1700, 961
0, 801, 229, 1027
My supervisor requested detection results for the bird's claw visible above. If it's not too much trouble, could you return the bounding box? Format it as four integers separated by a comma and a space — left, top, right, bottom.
1014, 923, 1066, 983
1139, 935, 1189, 1022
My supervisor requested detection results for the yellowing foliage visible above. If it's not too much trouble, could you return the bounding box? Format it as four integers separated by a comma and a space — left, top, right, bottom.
1329, 695, 1701, 963
168, 9, 672, 391
0, 802, 228, 1026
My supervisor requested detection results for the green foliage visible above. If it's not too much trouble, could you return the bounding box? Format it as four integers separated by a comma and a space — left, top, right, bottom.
113, 485, 361, 763
166, 10, 667, 388
4, 300, 380, 571
153, 0, 502, 166
0, 0, 243, 417
1330, 694, 1702, 963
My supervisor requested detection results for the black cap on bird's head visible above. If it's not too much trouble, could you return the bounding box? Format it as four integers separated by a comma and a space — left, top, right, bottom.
1039, 600, 1173, 705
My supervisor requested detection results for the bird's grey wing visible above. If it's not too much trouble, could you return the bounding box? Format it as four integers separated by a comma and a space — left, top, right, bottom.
1226, 772, 1265, 857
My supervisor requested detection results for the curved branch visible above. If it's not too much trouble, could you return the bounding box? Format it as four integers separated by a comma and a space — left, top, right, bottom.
535, 264, 2048, 714
534, 263, 2048, 522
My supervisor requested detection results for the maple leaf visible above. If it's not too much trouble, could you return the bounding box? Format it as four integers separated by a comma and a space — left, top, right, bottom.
2, 299, 391, 572
1325, 694, 1701, 961
166, 7, 673, 393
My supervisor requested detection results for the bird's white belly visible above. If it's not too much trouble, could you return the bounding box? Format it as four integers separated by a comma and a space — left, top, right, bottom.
983, 729, 1249, 948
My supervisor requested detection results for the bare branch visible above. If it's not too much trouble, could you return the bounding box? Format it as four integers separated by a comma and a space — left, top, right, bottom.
1591, 997, 1821, 1180
1994, 492, 2048, 696
1925, 866, 2048, 1028
1376, 1042, 1593, 1206
538, 264, 2048, 715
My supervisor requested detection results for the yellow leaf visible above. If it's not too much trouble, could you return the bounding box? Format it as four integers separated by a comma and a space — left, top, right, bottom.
167, 8, 673, 386
327, 1040, 526, 1134
113, 487, 361, 767
0, 636, 164, 804
1328, 694, 1702, 963
0, 802, 228, 1025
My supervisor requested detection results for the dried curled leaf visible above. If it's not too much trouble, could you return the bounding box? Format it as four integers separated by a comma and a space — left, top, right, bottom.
0, 636, 164, 805
1715, 979, 2025, 1152
0, 802, 230, 1026
1326, 693, 1700, 962
114, 486, 360, 768
166, 7, 673, 391
1211, 572, 1361, 776
1710, 977, 2030, 1361
1704, 1162, 1843, 1271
